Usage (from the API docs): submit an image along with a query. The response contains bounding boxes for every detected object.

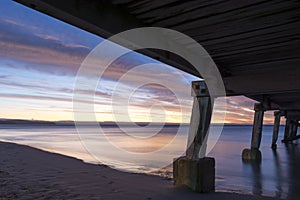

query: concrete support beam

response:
[282,117,300,142]
[186,81,213,160]
[271,111,281,149]
[282,118,292,143]
[282,110,300,142]
[283,135,300,142]
[291,121,298,137]
[242,103,265,161]
[251,103,265,150]
[174,81,215,192]
[284,118,291,140]
[173,157,215,193]
[224,72,300,97]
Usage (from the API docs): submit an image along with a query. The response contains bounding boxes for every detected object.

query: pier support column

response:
[271,111,281,149]
[174,81,215,193]
[291,121,298,138]
[282,118,300,142]
[282,118,291,143]
[242,103,265,161]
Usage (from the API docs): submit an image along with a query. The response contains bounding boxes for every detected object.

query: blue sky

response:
[0,0,277,124]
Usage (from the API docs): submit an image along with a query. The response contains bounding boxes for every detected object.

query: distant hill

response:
[0,118,55,125]
[0,119,186,126]
[1,119,272,126]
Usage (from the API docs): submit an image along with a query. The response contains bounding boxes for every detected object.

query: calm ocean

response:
[0,124,299,199]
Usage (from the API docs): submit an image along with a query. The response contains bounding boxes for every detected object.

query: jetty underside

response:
[14,0,300,192]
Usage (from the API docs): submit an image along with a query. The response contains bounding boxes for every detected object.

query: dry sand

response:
[0,141,279,200]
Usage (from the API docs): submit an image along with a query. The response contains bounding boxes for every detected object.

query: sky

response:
[0,0,279,124]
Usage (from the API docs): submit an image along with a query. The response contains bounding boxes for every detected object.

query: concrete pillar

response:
[186,81,213,160]
[283,118,291,142]
[291,120,298,138]
[271,111,281,149]
[174,81,215,192]
[282,119,300,142]
[173,157,215,192]
[242,103,265,161]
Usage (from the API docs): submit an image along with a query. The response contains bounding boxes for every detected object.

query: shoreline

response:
[0,138,174,179]
[0,141,278,199]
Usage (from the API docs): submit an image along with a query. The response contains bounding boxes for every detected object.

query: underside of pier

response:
[14,0,300,192]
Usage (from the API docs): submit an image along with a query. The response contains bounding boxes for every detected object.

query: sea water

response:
[0,124,299,199]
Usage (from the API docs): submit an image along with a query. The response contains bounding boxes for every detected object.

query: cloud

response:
[0,7,274,123]
[226,96,256,108]
[0,79,65,92]
[0,93,72,103]
[0,19,92,75]
[0,75,9,79]
[0,17,174,81]
[0,92,112,107]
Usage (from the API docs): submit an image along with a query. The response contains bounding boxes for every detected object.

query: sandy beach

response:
[0,141,280,200]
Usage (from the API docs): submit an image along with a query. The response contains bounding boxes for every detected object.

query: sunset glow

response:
[0,0,278,124]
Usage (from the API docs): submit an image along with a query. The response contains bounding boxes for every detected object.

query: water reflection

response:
[1,124,300,198]
[272,149,283,198]
[242,159,262,196]
[240,142,300,199]
[284,143,300,200]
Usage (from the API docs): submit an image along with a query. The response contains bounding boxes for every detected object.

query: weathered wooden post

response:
[271,111,281,149]
[242,103,265,160]
[173,81,215,192]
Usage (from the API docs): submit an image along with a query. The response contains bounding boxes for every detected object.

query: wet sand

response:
[0,141,279,200]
